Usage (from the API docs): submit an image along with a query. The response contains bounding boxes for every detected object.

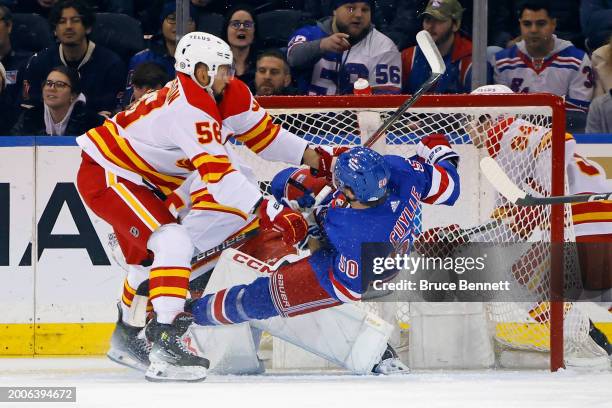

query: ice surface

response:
[0,357,611,408]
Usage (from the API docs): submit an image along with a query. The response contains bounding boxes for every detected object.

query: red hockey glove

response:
[258,199,308,246]
[416,134,459,167]
[311,146,350,182]
[413,224,466,259]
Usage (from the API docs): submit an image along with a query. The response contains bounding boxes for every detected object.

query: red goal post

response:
[256,93,569,371]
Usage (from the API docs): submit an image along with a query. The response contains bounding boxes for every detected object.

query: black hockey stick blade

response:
[480,157,612,206]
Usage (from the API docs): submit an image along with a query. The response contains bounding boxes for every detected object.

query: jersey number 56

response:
[196,121,222,144]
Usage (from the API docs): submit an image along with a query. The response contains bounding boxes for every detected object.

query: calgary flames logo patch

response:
[176,158,195,171]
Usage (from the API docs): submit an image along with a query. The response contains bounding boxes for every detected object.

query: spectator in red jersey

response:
[402,0,484,94]
[11,65,104,136]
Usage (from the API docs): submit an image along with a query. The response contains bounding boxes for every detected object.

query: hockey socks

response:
[192,277,279,326]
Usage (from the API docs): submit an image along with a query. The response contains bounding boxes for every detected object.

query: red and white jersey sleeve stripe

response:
[220,79,308,166]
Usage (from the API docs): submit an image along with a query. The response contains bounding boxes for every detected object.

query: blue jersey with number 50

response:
[288,24,401,95]
[308,155,460,302]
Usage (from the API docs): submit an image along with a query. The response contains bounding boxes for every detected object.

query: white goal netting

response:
[236,94,602,369]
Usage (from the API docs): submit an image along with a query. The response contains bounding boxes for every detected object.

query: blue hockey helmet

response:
[333,147,390,202]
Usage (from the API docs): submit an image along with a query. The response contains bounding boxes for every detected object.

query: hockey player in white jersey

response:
[450,84,612,360]
[76,32,343,381]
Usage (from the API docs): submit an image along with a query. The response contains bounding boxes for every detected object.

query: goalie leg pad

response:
[256,304,393,374]
[194,249,393,374]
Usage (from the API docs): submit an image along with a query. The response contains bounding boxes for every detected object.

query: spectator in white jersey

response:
[287,0,401,95]
[489,0,593,132]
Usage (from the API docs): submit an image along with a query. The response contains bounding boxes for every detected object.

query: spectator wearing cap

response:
[254,49,297,96]
[222,4,258,87]
[287,0,400,95]
[402,0,480,94]
[0,5,32,134]
[122,2,195,109]
[11,65,104,136]
[22,0,126,116]
[490,0,593,132]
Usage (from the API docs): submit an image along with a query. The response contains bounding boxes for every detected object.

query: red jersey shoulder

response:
[218,78,254,119]
[177,72,221,123]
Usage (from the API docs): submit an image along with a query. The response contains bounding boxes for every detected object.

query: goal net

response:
[235,94,602,371]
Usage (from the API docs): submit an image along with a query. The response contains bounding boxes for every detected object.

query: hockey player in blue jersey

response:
[191,136,459,331]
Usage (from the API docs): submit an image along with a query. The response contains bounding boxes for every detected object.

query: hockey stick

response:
[190,227,260,265]
[190,185,333,265]
[364,30,446,148]
[480,156,612,206]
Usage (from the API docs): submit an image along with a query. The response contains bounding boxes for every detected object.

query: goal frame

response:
[257,93,568,371]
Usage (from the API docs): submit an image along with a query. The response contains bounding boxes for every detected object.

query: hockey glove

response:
[416,134,459,168]
[258,199,308,246]
[310,146,350,182]
[413,224,466,259]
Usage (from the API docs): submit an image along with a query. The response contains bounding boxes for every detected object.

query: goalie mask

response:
[175,32,235,94]
[333,147,390,203]
[465,84,514,148]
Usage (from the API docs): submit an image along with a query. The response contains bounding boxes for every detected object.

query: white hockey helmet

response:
[174,32,234,93]
[470,84,513,94]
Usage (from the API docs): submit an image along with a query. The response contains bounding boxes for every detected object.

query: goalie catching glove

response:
[416,134,459,167]
[257,198,308,246]
[413,224,467,259]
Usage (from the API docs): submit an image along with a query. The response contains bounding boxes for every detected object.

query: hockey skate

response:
[372,344,409,375]
[145,312,209,382]
[106,303,151,372]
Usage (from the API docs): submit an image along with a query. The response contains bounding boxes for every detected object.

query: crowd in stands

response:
[0,0,611,136]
